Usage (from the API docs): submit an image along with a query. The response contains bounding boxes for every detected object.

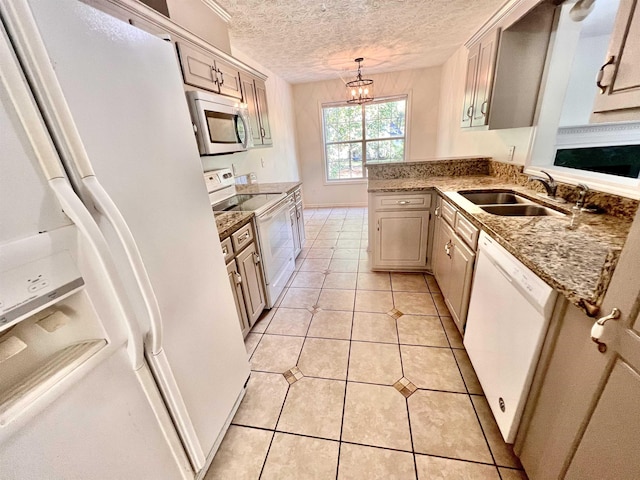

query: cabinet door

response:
[240,75,263,145]
[214,57,243,100]
[255,79,273,145]
[431,216,451,297]
[471,29,499,127]
[290,205,301,257]
[373,210,430,269]
[236,243,267,326]
[448,234,476,334]
[296,201,306,249]
[461,42,480,128]
[592,0,640,116]
[176,42,220,93]
[227,260,249,335]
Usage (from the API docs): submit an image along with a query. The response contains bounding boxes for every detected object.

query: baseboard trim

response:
[304,202,368,209]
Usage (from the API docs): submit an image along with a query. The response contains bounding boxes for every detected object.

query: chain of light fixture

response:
[346,57,374,104]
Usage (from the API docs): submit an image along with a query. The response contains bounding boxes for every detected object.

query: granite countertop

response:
[236,181,302,195]
[214,211,254,240]
[368,176,633,316]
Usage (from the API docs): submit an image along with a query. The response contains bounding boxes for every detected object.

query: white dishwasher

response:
[464,231,557,443]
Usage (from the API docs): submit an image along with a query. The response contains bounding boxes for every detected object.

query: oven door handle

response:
[258,200,289,223]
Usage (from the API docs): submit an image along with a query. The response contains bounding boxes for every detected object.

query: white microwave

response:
[187,90,251,155]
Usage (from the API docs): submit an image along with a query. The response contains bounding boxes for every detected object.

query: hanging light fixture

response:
[346,58,374,104]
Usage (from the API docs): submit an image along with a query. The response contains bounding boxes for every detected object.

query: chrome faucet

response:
[575,183,590,208]
[529,170,558,199]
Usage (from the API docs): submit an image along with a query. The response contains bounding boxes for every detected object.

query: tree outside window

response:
[322,96,407,181]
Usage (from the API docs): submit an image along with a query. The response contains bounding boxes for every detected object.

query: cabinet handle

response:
[222,246,228,256]
[217,68,225,87]
[445,240,453,258]
[253,252,261,264]
[239,231,250,243]
[234,272,242,285]
[377,220,380,232]
[434,206,441,217]
[397,200,410,205]
[211,65,219,86]
[260,127,266,138]
[590,307,620,353]
[466,106,473,119]
[480,100,488,116]
[596,56,615,94]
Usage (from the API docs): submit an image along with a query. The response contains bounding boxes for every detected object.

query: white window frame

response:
[525,1,640,199]
[321,95,409,184]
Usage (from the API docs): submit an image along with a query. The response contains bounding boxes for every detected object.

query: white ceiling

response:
[214,0,507,84]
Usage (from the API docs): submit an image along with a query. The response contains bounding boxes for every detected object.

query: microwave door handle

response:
[238,112,251,149]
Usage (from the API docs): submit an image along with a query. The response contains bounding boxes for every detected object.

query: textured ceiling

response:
[214,0,507,84]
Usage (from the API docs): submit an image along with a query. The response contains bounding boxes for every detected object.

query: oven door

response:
[255,200,295,308]
[192,98,249,155]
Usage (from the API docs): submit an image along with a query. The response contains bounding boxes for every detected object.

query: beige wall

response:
[201,48,301,183]
[436,45,534,165]
[293,67,442,207]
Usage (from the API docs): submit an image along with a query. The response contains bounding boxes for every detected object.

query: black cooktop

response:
[211,193,284,212]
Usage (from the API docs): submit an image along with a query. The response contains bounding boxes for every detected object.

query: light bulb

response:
[359,88,363,94]
[351,89,356,96]
[364,88,369,95]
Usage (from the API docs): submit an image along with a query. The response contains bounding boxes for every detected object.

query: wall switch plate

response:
[508,145,516,162]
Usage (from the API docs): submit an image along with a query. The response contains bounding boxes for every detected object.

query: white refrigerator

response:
[0,0,250,478]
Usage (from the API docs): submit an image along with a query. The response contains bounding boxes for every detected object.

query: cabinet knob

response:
[234,272,242,285]
[253,252,261,264]
[590,307,620,353]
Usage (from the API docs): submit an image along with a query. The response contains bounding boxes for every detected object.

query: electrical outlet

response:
[261,158,265,168]
[508,145,516,162]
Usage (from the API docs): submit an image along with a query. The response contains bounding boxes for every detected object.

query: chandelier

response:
[346,58,374,104]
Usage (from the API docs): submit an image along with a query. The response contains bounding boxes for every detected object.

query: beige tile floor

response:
[205,207,529,480]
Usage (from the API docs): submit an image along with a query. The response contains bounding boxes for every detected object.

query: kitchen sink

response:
[459,191,530,205]
[480,204,566,217]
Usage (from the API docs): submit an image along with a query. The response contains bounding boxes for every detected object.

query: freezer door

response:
[0,349,190,480]
[5,0,250,468]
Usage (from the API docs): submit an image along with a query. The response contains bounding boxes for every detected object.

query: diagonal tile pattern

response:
[208,207,528,479]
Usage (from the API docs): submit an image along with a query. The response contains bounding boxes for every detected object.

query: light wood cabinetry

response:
[223,220,266,337]
[369,192,433,271]
[432,196,477,333]
[241,73,273,146]
[176,42,242,99]
[591,0,640,121]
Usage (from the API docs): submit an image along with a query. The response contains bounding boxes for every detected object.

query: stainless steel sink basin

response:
[480,205,566,217]
[459,191,530,205]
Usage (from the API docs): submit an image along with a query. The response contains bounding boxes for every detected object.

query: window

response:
[322,96,407,181]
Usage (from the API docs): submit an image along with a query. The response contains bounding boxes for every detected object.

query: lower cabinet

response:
[222,221,267,337]
[432,196,478,334]
[226,260,249,334]
[289,187,305,258]
[369,192,433,271]
[236,242,266,325]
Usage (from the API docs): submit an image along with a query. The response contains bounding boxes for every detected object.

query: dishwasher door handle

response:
[488,257,513,284]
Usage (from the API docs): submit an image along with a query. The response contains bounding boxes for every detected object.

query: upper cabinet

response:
[176,42,242,99]
[241,73,273,147]
[461,29,499,128]
[591,0,640,121]
[461,0,557,130]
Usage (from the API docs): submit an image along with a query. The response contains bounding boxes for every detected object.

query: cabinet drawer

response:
[440,200,457,226]
[373,193,432,210]
[454,214,479,250]
[220,236,233,263]
[232,223,254,252]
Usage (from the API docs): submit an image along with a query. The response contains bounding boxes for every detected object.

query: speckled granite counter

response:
[236,181,302,195]
[368,172,635,316]
[215,211,254,240]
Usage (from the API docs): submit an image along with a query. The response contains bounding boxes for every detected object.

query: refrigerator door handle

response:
[83,176,164,355]
[0,32,144,370]
[48,179,145,370]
